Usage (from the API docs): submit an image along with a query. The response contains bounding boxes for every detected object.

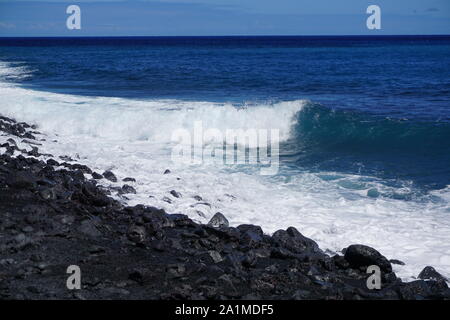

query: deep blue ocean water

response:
[1,36,450,194]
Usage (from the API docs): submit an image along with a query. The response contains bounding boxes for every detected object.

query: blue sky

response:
[0,0,449,36]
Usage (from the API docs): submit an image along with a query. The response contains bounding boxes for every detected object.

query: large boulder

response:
[344,244,392,273]
[418,266,448,282]
[272,227,320,254]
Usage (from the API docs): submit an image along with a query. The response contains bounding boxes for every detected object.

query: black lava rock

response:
[207,212,229,228]
[103,170,117,182]
[120,184,137,195]
[92,172,103,179]
[390,259,406,266]
[272,227,320,254]
[344,244,392,273]
[170,190,182,198]
[418,266,448,282]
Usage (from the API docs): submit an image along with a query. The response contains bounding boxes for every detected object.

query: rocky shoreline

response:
[0,114,449,300]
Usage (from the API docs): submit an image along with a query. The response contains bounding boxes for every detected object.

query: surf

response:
[1,61,450,282]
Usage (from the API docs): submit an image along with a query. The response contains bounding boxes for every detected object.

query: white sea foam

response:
[1,61,449,282]
[0,84,300,143]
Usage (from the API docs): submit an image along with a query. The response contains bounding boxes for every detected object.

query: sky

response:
[0,0,449,36]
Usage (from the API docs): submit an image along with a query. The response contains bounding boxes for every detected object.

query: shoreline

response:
[0,114,449,300]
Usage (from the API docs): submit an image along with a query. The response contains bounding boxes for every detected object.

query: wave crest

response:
[0,85,304,143]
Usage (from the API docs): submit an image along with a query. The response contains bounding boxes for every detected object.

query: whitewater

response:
[1,62,449,282]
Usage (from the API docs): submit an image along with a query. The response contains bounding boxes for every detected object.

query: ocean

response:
[0,36,449,280]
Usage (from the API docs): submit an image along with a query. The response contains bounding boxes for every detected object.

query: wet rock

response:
[162,197,172,204]
[344,244,392,273]
[418,266,448,282]
[207,212,229,228]
[170,190,182,198]
[46,159,59,167]
[390,259,406,266]
[120,184,137,195]
[71,164,92,174]
[92,172,103,179]
[58,155,72,162]
[272,227,320,254]
[5,146,14,156]
[28,146,40,157]
[76,183,112,207]
[102,170,117,182]
[6,138,17,146]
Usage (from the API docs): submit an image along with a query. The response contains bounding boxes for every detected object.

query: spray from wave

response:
[0,84,304,144]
